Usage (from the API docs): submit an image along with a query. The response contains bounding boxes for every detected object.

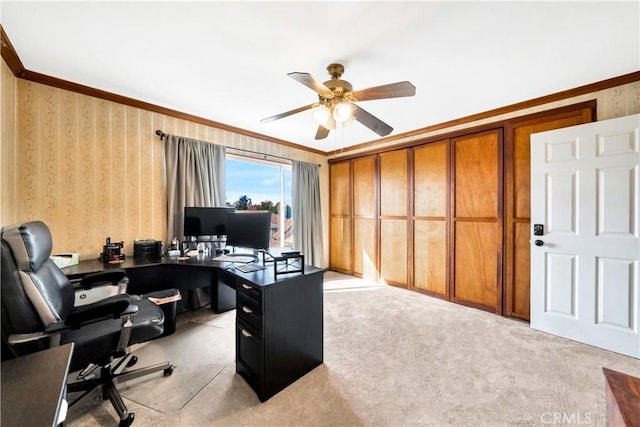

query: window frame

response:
[225,153,292,249]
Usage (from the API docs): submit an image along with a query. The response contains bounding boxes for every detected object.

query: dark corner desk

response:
[63,254,324,402]
[1,343,74,426]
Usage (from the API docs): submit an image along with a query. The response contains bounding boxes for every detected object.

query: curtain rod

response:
[155,129,320,167]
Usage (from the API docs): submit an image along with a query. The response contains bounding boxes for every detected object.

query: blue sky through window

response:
[225,158,291,207]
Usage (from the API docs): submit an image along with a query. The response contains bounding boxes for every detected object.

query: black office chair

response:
[1,221,174,426]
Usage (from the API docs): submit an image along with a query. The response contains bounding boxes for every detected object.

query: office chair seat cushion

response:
[61,296,165,371]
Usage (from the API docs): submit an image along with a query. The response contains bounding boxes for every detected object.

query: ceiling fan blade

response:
[352,104,393,137]
[351,81,416,102]
[288,72,332,95]
[315,126,330,140]
[260,103,315,124]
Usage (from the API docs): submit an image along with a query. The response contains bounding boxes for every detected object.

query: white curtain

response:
[292,160,323,267]
[164,135,226,244]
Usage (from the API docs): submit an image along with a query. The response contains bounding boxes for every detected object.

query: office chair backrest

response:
[1,239,48,358]
[0,221,75,357]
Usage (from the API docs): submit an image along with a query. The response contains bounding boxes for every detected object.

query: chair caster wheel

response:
[119,412,135,426]
[163,366,174,377]
[126,356,138,368]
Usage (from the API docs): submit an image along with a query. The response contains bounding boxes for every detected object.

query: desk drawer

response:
[237,281,261,304]
[237,291,261,314]
[237,293,261,331]
[236,321,262,380]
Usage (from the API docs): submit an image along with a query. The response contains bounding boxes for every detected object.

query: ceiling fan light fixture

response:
[262,63,415,140]
[333,101,354,123]
[312,104,331,128]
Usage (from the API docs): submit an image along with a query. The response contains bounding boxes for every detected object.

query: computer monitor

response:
[183,207,235,237]
[225,211,272,251]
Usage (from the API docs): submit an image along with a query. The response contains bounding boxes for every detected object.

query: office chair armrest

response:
[9,298,138,343]
[65,294,136,328]
[79,268,128,289]
[10,320,79,342]
[7,331,52,345]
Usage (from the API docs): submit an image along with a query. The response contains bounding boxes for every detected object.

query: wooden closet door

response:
[379,149,408,286]
[451,130,503,312]
[413,141,448,296]
[329,161,352,273]
[504,102,595,320]
[352,156,377,280]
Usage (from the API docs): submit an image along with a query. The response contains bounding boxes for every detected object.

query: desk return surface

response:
[63,256,324,401]
[1,343,74,426]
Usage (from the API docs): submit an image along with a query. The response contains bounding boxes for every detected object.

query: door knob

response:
[534,240,544,246]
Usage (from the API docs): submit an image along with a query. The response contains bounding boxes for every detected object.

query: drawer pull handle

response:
[242,306,253,314]
[241,284,252,290]
[241,329,252,338]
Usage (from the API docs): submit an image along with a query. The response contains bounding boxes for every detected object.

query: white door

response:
[530,114,640,358]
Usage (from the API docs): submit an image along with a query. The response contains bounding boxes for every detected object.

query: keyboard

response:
[212,255,256,263]
[235,264,266,273]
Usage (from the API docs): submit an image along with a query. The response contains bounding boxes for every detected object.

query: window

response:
[225,155,292,248]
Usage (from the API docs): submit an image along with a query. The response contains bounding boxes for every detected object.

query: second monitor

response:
[226,211,272,251]
[184,206,235,238]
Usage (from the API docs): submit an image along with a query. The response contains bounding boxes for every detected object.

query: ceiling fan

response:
[261,63,416,140]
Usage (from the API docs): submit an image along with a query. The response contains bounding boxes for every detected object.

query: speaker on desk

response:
[153,240,163,258]
[134,239,163,261]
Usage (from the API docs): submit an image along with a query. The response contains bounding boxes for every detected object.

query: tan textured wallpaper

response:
[1,60,17,229]
[8,82,171,258]
[1,65,328,261]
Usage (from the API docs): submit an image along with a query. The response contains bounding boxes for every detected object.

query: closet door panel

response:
[351,156,377,279]
[330,216,351,272]
[413,141,448,295]
[512,221,531,316]
[453,221,499,307]
[380,150,408,217]
[414,220,447,295]
[380,219,407,285]
[454,133,498,218]
[414,142,447,217]
[353,217,376,279]
[330,162,350,216]
[379,149,409,286]
[513,128,532,219]
[353,156,376,217]
[330,161,352,272]
[451,130,502,312]
[508,134,532,316]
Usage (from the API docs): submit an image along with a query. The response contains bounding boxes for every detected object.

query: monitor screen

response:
[225,211,272,250]
[183,207,235,237]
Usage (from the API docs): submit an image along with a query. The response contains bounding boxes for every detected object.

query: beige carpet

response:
[67,271,639,426]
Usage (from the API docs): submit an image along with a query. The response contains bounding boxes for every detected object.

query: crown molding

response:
[329,70,640,157]
[0,25,326,156]
[1,25,26,77]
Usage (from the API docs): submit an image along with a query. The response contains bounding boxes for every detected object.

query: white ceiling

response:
[1,1,638,153]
